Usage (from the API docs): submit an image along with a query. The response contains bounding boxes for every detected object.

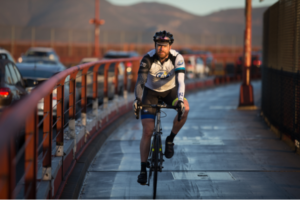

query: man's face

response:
[155,42,171,59]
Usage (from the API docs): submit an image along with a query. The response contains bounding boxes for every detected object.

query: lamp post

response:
[89,0,105,57]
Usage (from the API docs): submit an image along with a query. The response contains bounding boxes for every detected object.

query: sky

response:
[107,0,278,16]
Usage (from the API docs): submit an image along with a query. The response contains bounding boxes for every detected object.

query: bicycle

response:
[136,97,182,199]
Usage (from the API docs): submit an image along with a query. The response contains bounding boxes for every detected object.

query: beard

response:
[157,50,168,59]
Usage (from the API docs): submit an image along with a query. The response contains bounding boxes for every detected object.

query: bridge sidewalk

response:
[76,81,300,199]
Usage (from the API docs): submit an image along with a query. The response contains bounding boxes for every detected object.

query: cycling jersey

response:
[134,49,186,102]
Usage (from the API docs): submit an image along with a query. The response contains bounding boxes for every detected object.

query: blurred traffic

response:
[0,45,263,117]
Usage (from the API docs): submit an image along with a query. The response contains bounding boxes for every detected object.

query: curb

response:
[59,111,132,199]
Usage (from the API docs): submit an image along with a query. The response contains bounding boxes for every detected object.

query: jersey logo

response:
[156,71,171,79]
[177,60,184,66]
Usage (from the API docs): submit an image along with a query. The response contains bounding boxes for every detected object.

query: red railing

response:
[0,57,141,199]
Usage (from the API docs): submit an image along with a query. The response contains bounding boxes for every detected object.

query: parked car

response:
[0,48,16,63]
[18,47,60,64]
[16,58,80,119]
[0,54,27,114]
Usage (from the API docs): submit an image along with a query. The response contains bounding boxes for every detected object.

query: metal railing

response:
[0,57,141,199]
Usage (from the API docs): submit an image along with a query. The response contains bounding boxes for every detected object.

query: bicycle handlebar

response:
[135,103,182,122]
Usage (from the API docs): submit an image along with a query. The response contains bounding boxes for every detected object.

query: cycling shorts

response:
[141,86,187,120]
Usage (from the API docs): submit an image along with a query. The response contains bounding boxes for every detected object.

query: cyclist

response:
[133,30,190,185]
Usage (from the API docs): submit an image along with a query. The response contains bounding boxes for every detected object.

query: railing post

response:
[81,68,88,142]
[9,138,16,199]
[130,60,140,93]
[69,72,77,140]
[0,144,11,199]
[25,108,38,199]
[43,93,53,182]
[114,62,120,101]
[103,63,110,109]
[92,64,101,117]
[56,82,64,157]
[69,73,77,157]
[124,62,129,100]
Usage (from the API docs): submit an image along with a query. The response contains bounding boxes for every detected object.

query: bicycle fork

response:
[146,134,164,186]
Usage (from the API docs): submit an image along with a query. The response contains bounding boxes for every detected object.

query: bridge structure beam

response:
[239,0,255,107]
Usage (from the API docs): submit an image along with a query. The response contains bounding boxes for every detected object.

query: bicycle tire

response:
[153,135,159,199]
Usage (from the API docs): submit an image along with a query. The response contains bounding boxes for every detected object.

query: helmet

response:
[153,30,174,45]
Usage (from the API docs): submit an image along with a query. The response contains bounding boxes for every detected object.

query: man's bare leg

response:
[140,118,155,162]
[164,99,190,159]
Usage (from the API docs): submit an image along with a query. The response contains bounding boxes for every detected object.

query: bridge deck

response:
[78,81,300,199]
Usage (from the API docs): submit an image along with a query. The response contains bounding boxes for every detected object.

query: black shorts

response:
[141,86,187,119]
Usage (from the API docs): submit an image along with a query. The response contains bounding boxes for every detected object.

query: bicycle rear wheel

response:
[153,136,159,199]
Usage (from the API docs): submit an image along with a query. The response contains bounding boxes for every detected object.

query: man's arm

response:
[174,54,185,101]
[134,56,151,101]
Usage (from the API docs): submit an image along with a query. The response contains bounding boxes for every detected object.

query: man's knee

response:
[142,119,155,137]
[183,100,190,117]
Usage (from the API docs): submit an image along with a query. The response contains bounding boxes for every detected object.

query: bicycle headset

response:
[153,30,174,45]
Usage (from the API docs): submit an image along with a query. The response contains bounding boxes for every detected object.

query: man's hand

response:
[176,100,185,118]
[133,99,140,117]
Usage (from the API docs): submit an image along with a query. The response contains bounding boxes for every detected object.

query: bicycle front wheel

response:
[153,136,159,199]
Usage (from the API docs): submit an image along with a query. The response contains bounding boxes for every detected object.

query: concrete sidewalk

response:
[78,81,300,199]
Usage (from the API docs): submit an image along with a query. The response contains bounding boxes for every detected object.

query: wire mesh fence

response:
[0,25,263,47]
[262,0,300,143]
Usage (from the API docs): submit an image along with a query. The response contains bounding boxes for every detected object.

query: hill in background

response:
[0,0,267,36]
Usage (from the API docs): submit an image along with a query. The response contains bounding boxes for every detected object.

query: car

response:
[0,48,16,63]
[16,58,80,119]
[103,51,139,59]
[18,47,60,63]
[79,57,99,64]
[0,53,27,113]
[103,50,138,90]
[178,48,194,55]
[195,51,214,65]
[76,64,116,104]
[195,57,209,77]
[184,56,209,79]
[77,51,138,105]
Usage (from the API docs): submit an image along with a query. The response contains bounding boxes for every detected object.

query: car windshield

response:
[18,69,56,79]
[26,51,51,57]
[104,54,130,59]
[22,59,57,65]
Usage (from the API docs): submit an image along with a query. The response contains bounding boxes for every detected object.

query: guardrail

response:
[0,57,140,199]
[0,53,261,199]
